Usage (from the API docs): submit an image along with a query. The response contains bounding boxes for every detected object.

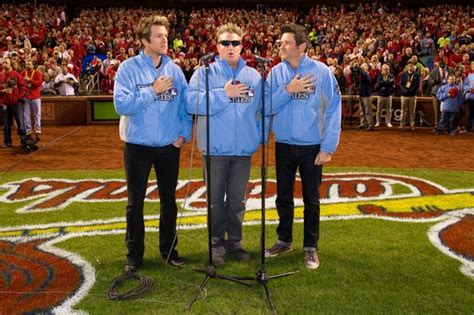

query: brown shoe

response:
[212,253,225,267]
[304,250,320,270]
[265,242,293,258]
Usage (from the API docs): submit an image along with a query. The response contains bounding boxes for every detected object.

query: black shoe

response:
[366,126,374,131]
[124,264,138,273]
[2,143,12,148]
[167,256,186,267]
[229,248,251,261]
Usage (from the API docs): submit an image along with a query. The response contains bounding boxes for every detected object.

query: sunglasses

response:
[219,40,241,47]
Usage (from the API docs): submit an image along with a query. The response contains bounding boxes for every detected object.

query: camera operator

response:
[375,64,395,128]
[354,63,374,131]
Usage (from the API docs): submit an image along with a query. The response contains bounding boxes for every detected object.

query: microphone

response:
[200,52,215,61]
[254,55,272,63]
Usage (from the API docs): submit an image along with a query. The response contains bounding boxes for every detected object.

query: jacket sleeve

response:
[436,85,448,101]
[463,77,474,100]
[399,73,407,95]
[185,66,233,116]
[16,72,27,99]
[320,69,342,154]
[176,68,193,142]
[265,69,292,116]
[114,62,156,116]
[30,71,43,88]
[375,74,382,91]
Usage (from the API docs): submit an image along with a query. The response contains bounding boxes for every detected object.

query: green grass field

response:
[0,167,473,314]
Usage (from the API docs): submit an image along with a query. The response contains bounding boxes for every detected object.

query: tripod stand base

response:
[255,268,299,314]
[185,264,255,310]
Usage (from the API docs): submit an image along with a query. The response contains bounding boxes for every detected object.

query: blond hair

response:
[215,23,244,41]
[135,15,169,43]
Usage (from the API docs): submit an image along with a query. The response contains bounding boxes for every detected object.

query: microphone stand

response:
[186,56,254,310]
[252,57,299,314]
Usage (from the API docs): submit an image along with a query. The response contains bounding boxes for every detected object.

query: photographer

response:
[0,57,27,148]
[355,63,374,131]
[374,64,395,128]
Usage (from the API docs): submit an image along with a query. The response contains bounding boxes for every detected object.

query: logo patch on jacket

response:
[230,81,254,103]
[291,84,315,100]
[155,87,178,102]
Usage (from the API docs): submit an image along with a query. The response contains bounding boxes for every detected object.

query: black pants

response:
[437,111,457,134]
[124,142,180,267]
[275,142,322,249]
[466,99,474,132]
[3,103,26,145]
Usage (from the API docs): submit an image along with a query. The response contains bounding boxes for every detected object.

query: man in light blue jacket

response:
[462,61,474,134]
[264,23,341,270]
[114,15,192,273]
[186,23,265,267]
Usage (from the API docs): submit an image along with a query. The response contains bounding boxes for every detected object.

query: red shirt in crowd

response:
[0,70,26,105]
[21,69,43,100]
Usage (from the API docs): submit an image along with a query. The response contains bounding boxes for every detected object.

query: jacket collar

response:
[139,49,170,70]
[215,56,246,77]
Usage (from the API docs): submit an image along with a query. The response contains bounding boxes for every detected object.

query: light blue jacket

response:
[114,50,192,147]
[186,57,266,156]
[463,73,474,101]
[266,55,341,154]
[437,83,463,112]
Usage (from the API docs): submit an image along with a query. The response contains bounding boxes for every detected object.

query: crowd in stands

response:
[1,2,473,135]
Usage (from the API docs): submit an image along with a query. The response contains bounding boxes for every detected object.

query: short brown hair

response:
[135,15,169,43]
[215,23,244,42]
[281,23,310,51]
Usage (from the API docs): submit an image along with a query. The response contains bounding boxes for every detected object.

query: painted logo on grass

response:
[0,173,472,314]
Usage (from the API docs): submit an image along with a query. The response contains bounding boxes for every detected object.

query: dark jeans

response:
[3,103,26,145]
[437,111,457,134]
[466,99,474,132]
[275,142,322,249]
[124,142,180,267]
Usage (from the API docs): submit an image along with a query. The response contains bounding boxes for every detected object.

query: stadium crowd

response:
[0,2,473,142]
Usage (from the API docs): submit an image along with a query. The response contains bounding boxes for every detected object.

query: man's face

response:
[279,32,304,63]
[447,76,455,84]
[2,59,12,72]
[26,61,34,71]
[407,64,414,73]
[382,65,389,74]
[217,32,242,67]
[142,25,168,56]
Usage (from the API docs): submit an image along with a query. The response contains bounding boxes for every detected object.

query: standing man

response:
[22,60,43,139]
[186,23,264,267]
[462,61,474,134]
[399,61,420,130]
[358,63,374,131]
[375,64,395,128]
[114,15,192,273]
[265,23,341,270]
[54,64,78,96]
[0,57,27,148]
